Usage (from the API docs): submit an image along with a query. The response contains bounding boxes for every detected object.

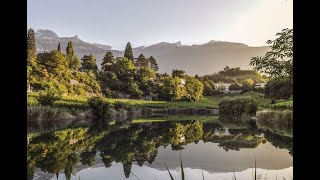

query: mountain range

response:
[35,29,269,75]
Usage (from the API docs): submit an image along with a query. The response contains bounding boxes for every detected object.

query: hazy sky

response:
[27,0,292,50]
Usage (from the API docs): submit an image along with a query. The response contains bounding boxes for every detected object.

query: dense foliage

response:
[219,96,258,121]
[27,29,101,96]
[88,96,112,129]
[264,77,293,100]
[199,77,216,96]
[81,54,98,72]
[184,76,204,101]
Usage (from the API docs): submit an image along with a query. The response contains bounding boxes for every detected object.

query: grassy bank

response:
[27,91,292,110]
[270,100,293,110]
[132,115,220,124]
[28,92,221,109]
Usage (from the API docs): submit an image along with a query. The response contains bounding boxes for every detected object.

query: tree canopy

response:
[250,28,293,80]
[149,56,159,72]
[81,54,98,72]
[172,69,186,78]
[101,52,115,72]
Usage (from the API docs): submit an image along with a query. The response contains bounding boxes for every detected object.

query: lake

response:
[28,119,293,180]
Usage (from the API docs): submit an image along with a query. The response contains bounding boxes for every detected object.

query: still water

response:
[28,120,292,180]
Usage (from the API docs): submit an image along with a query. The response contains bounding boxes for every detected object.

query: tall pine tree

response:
[149,56,159,71]
[66,41,74,59]
[57,42,61,52]
[124,42,134,61]
[101,52,114,72]
[66,41,80,70]
[27,28,37,61]
[27,28,39,85]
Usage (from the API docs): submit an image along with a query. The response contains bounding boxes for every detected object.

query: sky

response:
[27,0,292,50]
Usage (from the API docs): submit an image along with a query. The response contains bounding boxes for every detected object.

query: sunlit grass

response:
[270,100,293,110]
[28,91,279,110]
[28,92,222,109]
[132,115,219,124]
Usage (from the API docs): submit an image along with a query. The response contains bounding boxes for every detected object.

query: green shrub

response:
[219,96,257,121]
[87,96,112,128]
[88,96,111,118]
[36,89,62,106]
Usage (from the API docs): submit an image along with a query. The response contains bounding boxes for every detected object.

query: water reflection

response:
[28,121,292,180]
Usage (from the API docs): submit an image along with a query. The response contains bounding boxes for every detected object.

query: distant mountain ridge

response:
[34,29,269,75]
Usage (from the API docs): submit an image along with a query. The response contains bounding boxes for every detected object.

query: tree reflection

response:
[27,120,292,179]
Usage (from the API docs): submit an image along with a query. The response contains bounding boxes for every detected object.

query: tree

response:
[80,151,96,167]
[184,76,204,101]
[264,77,292,100]
[27,28,39,84]
[101,52,114,72]
[137,67,156,95]
[202,78,215,96]
[112,57,144,97]
[57,42,61,52]
[113,57,136,82]
[27,28,37,61]
[123,162,132,178]
[64,153,79,180]
[250,28,293,79]
[136,54,149,68]
[81,54,98,72]
[172,69,186,78]
[159,77,186,101]
[70,56,81,71]
[66,41,74,64]
[66,41,80,70]
[38,50,69,75]
[149,56,159,72]
[124,42,134,61]
[241,78,255,88]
